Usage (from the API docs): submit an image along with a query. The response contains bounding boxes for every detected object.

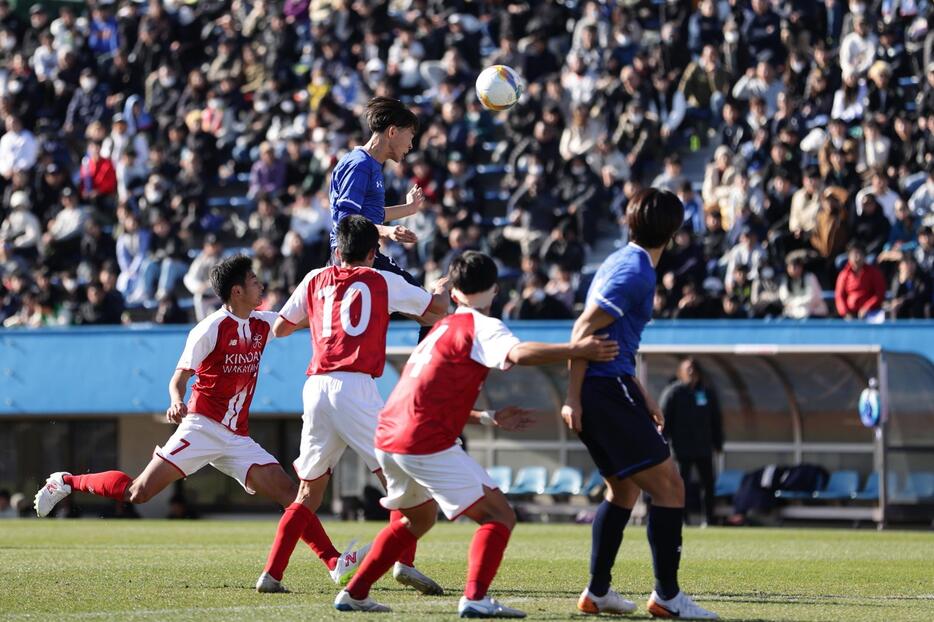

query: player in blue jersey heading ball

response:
[329,98,431,311]
[563,188,719,620]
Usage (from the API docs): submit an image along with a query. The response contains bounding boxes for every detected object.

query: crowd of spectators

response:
[1,0,934,329]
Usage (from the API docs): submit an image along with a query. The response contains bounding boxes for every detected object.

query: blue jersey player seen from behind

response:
[563,189,719,620]
[329,98,430,305]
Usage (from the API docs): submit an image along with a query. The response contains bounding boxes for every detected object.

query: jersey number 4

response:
[317,283,372,337]
[408,325,449,378]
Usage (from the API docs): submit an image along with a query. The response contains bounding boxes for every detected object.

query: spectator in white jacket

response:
[780,252,828,318]
[0,116,37,180]
[183,234,223,320]
[839,15,876,78]
[731,61,782,115]
[0,191,41,260]
[724,226,767,290]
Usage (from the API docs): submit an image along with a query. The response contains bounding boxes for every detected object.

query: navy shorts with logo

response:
[578,374,671,479]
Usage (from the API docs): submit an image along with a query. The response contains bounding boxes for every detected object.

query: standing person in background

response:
[659,358,724,527]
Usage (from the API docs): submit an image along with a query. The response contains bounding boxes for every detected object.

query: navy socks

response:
[587,500,632,597]
[647,505,683,600]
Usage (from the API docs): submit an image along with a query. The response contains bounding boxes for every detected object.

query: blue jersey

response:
[329,147,386,247]
[585,243,655,378]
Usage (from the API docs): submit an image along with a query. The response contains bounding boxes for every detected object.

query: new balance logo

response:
[345,553,357,564]
[229,339,238,346]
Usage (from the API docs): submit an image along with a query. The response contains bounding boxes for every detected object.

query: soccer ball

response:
[475,65,523,111]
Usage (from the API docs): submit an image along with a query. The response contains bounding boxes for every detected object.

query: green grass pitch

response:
[1,520,932,621]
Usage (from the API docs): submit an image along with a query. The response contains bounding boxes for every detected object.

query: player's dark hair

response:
[210,255,252,303]
[336,215,379,264]
[626,188,685,249]
[366,97,419,134]
[450,251,498,294]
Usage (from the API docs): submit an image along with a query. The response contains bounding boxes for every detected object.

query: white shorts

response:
[377,444,498,520]
[293,372,383,481]
[154,414,279,494]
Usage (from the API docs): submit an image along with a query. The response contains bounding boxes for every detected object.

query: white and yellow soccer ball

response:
[475,65,523,112]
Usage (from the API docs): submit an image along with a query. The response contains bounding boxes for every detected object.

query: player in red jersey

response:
[33,258,340,578]
[333,251,619,617]
[255,215,450,594]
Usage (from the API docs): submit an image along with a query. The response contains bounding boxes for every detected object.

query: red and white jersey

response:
[376,307,521,455]
[176,308,278,436]
[279,266,431,377]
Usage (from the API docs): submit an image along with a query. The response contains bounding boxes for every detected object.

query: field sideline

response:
[1,520,932,621]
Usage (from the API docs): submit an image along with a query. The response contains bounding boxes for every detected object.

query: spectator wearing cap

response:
[779,251,828,318]
[0,115,37,180]
[65,69,110,138]
[183,234,224,321]
[248,142,286,200]
[0,191,40,260]
[41,187,86,272]
[835,242,886,319]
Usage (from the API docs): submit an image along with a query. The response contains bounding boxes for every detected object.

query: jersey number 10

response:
[317,283,372,337]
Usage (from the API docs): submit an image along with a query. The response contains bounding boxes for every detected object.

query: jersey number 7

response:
[318,283,372,337]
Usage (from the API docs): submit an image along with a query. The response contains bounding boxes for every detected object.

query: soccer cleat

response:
[330,540,370,585]
[577,587,638,614]
[458,595,526,618]
[255,571,289,593]
[34,472,72,518]
[393,562,444,595]
[334,589,391,612]
[647,591,718,619]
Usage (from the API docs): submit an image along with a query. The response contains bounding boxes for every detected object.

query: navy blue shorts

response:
[578,375,671,479]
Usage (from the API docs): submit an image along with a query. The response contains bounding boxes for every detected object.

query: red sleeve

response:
[834,267,848,317]
[96,159,117,195]
[861,266,887,312]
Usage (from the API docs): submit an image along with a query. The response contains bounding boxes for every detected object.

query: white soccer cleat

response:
[330,540,370,585]
[255,571,289,593]
[34,472,72,518]
[577,587,638,614]
[393,561,444,595]
[334,589,391,612]
[458,595,526,618]
[647,591,718,619]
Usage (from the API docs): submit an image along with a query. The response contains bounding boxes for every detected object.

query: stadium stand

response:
[2,0,934,328]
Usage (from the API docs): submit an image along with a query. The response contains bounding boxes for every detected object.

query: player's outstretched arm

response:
[167,369,195,424]
[505,333,618,367]
[467,407,536,432]
[272,315,308,338]
[562,304,617,432]
[383,185,426,222]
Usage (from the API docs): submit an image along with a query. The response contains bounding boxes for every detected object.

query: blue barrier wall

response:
[2,320,934,415]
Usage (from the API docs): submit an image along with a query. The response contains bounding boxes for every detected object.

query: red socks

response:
[265,503,313,581]
[390,510,417,566]
[346,520,418,600]
[63,472,132,501]
[300,512,341,571]
[465,521,512,600]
